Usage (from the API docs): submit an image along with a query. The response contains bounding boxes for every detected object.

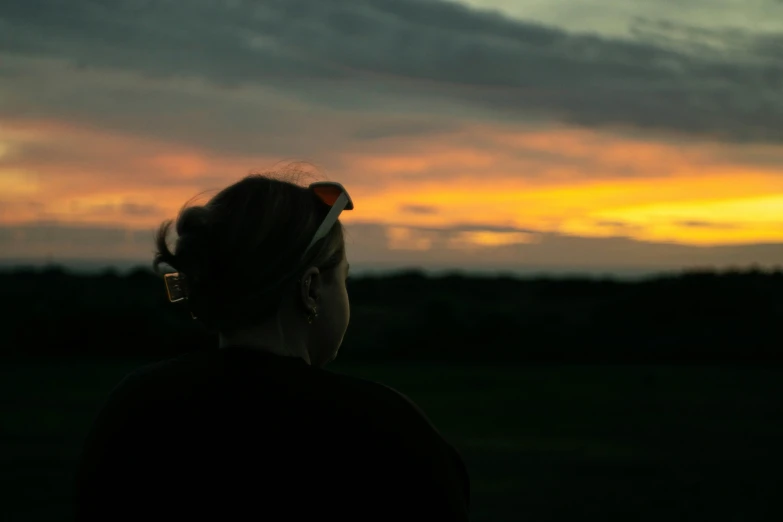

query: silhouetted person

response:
[74,168,470,521]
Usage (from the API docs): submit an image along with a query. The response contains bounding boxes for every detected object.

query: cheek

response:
[343,286,351,324]
[324,285,349,335]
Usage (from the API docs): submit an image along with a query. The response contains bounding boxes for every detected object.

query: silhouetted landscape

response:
[3,265,783,363]
[2,267,782,521]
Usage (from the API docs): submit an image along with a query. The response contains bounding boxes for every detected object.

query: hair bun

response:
[174,206,213,281]
[176,206,212,237]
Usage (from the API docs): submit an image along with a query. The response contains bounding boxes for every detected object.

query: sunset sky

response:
[2,0,783,276]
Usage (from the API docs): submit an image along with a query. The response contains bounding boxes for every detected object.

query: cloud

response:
[595,221,622,227]
[675,220,739,229]
[1,0,782,143]
[0,221,154,260]
[87,202,162,217]
[352,119,463,141]
[413,223,540,235]
[398,204,439,215]
[120,202,160,216]
[629,17,783,64]
[596,220,634,228]
[5,221,783,275]
[5,109,783,247]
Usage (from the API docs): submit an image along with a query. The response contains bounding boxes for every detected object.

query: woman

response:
[74,168,471,521]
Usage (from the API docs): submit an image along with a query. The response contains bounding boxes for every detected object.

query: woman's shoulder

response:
[319,369,471,508]
[317,369,443,437]
[317,368,410,406]
[102,350,215,407]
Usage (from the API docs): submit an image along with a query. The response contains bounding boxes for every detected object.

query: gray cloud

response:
[0,200,43,211]
[488,232,783,268]
[88,202,162,217]
[352,119,463,141]
[629,17,783,64]
[595,220,644,230]
[674,220,739,229]
[398,204,439,215]
[120,202,160,216]
[5,221,781,275]
[0,221,149,249]
[1,0,781,143]
[411,223,540,235]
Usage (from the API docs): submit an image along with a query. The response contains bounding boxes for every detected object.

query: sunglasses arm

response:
[303,191,349,254]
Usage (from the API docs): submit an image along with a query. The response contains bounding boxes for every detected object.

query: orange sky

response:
[3,116,783,255]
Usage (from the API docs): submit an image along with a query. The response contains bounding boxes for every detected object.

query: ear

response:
[298,266,322,312]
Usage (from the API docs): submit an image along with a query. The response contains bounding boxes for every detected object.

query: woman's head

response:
[153,166,351,366]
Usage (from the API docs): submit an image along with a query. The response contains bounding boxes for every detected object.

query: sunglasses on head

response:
[302,181,354,260]
[164,181,353,307]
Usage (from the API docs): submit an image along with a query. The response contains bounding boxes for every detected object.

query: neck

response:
[218,320,311,365]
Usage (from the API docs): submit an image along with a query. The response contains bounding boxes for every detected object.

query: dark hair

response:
[153,165,345,333]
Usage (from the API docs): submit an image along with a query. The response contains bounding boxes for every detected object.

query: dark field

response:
[2,360,782,521]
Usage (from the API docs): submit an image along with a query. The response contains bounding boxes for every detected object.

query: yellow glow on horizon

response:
[0,169,40,195]
[346,171,783,245]
[3,116,783,251]
[582,194,783,245]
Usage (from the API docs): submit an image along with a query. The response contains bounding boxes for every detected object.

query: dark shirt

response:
[74,347,470,521]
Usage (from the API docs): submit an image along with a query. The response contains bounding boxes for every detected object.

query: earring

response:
[307,306,319,324]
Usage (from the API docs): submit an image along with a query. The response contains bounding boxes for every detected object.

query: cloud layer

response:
[2,0,782,143]
[5,221,782,278]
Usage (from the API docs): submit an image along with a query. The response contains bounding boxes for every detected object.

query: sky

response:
[2,0,783,277]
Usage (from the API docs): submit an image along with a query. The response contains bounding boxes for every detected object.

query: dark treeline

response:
[2,266,782,363]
